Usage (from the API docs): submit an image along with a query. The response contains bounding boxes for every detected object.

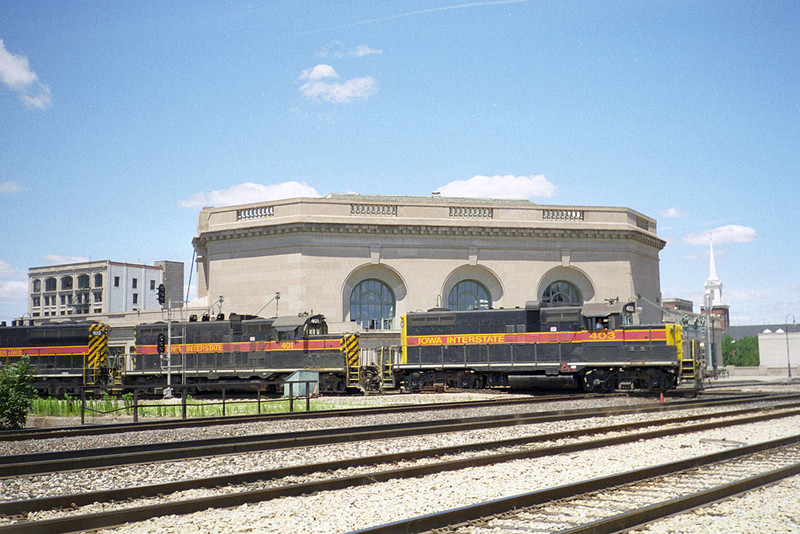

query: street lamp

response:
[787,314,796,383]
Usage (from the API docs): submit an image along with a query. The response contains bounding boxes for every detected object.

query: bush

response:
[0,356,38,429]
[722,335,760,367]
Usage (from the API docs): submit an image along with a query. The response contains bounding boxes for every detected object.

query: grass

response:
[29,390,493,420]
[30,393,327,418]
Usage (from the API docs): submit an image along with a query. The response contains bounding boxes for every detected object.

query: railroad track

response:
[3,402,800,533]
[1,394,795,478]
[0,388,759,443]
[355,436,800,534]
[0,393,567,442]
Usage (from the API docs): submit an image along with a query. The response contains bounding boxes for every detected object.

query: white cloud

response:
[0,280,27,303]
[0,39,51,109]
[0,260,27,312]
[436,174,558,200]
[351,45,382,57]
[19,83,51,109]
[319,42,383,58]
[43,255,90,265]
[179,181,320,209]
[300,76,376,104]
[299,64,338,81]
[682,225,757,246]
[660,207,687,218]
[0,181,23,194]
[0,260,22,279]
[0,39,36,90]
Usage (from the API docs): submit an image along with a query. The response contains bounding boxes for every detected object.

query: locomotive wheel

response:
[469,373,485,389]
[582,369,615,393]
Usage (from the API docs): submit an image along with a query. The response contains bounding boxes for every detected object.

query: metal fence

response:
[77,380,317,424]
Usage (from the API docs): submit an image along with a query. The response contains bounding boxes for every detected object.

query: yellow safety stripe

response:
[88,323,109,369]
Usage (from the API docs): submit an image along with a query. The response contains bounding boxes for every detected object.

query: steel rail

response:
[2,405,800,533]
[348,435,800,534]
[559,462,800,533]
[0,393,568,442]
[0,389,775,442]
[1,394,794,478]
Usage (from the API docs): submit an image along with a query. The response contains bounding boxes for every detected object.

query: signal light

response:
[157,283,166,305]
[157,333,166,354]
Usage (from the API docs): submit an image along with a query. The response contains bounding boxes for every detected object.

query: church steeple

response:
[705,237,723,307]
[703,235,730,329]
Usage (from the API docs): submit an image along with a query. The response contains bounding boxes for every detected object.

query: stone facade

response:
[192,194,666,331]
[27,260,183,321]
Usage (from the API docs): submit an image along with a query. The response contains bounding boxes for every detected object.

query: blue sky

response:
[1,1,798,326]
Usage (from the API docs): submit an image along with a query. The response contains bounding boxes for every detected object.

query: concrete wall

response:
[758,330,800,375]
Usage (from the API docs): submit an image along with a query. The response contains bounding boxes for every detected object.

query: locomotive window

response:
[541,308,581,324]
[278,330,296,341]
[541,281,582,307]
[307,324,327,336]
[408,315,456,327]
[448,280,491,310]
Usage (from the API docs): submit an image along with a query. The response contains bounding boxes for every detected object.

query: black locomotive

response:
[131,313,360,393]
[1,300,702,396]
[0,321,110,395]
[399,301,703,393]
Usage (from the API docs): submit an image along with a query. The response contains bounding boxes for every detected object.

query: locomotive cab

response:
[270,314,328,341]
[581,301,636,331]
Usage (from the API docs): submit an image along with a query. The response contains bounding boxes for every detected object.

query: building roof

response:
[324,193,537,206]
[724,324,795,340]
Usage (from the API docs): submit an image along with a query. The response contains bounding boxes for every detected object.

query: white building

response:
[27,260,183,320]
[758,326,799,377]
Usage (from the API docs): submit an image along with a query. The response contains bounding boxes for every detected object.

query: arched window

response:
[60,276,73,291]
[448,280,491,310]
[45,277,57,292]
[77,274,90,289]
[349,279,395,330]
[32,279,41,293]
[94,274,103,288]
[542,281,582,307]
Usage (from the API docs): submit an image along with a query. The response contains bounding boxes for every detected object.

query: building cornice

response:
[193,221,666,251]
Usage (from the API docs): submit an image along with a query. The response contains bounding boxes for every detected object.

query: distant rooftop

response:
[725,324,798,340]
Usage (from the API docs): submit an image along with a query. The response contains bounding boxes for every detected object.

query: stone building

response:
[191,194,666,332]
[27,260,183,320]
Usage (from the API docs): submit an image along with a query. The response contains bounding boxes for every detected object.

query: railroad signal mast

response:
[156,284,166,306]
[156,282,175,398]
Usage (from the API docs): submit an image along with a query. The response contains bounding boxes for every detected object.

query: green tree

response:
[722,335,760,367]
[0,356,38,430]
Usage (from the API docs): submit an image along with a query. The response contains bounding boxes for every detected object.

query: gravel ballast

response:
[3,385,800,533]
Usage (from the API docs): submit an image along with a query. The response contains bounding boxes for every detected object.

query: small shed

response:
[283,370,319,397]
